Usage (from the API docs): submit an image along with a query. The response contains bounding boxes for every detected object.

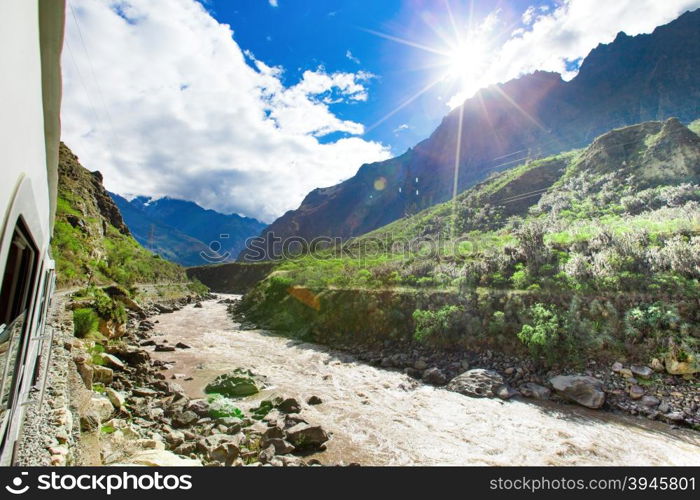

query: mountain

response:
[243,9,700,259]
[112,195,266,266]
[52,143,186,287]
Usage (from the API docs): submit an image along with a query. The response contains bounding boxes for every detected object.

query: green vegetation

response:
[207,394,245,419]
[413,305,463,343]
[73,308,99,338]
[237,119,700,368]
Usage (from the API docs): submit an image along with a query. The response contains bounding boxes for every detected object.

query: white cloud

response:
[393,124,410,134]
[447,0,700,108]
[346,50,360,64]
[268,0,278,7]
[61,0,391,222]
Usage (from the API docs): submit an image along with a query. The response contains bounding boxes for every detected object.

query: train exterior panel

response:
[0,0,65,465]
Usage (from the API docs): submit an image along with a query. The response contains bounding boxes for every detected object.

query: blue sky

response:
[61,0,700,222]
[211,0,555,155]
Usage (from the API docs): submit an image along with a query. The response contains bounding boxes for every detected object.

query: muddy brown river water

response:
[150,296,700,466]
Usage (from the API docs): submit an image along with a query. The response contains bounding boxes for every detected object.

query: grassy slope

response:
[240,119,700,366]
[52,144,188,289]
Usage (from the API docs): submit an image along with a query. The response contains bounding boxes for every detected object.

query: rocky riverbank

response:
[233,302,700,431]
[18,292,333,467]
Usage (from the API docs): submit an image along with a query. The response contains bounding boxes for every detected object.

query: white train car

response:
[0,0,65,465]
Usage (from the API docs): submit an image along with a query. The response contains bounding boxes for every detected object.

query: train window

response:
[0,223,37,438]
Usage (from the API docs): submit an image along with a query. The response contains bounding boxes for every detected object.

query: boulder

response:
[155,344,176,352]
[422,367,447,386]
[550,375,605,409]
[175,342,191,349]
[172,410,199,428]
[630,365,653,379]
[306,395,322,405]
[76,363,94,389]
[495,385,519,400]
[519,382,551,400]
[205,369,265,398]
[93,365,114,384]
[414,359,428,371]
[640,395,661,408]
[98,353,126,370]
[277,398,301,414]
[665,352,699,375]
[91,395,115,421]
[628,385,645,400]
[286,423,329,451]
[80,413,100,432]
[446,369,505,398]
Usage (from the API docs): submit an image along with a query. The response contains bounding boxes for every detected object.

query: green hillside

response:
[239,118,700,368]
[52,143,188,288]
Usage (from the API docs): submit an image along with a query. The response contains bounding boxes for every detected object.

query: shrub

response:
[623,302,680,343]
[73,308,99,338]
[413,305,462,342]
[517,303,565,365]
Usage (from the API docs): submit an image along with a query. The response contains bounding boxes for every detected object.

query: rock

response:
[630,365,653,379]
[650,358,665,373]
[76,363,94,389]
[504,367,515,376]
[120,449,202,466]
[640,395,661,408]
[105,388,125,409]
[658,401,670,413]
[277,398,301,414]
[98,353,126,370]
[665,352,699,375]
[665,411,685,423]
[187,399,211,417]
[175,342,191,349]
[618,368,633,378]
[264,438,295,455]
[258,444,276,464]
[92,365,114,384]
[286,423,329,451]
[422,367,447,386]
[628,385,645,400]
[306,395,322,405]
[155,344,176,352]
[91,396,114,421]
[495,384,519,400]
[172,410,199,428]
[80,413,100,432]
[446,369,505,398]
[132,387,158,397]
[611,361,624,373]
[549,375,605,409]
[140,339,156,347]
[205,369,265,398]
[414,359,428,371]
[519,382,551,400]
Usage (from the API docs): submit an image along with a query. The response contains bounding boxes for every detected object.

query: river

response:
[150,296,700,466]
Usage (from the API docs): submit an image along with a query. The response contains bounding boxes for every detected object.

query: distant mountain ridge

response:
[112,194,266,266]
[242,8,700,259]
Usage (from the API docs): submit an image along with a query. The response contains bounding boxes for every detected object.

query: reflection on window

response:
[0,311,26,425]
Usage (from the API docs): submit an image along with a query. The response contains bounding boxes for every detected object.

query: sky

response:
[61,0,700,223]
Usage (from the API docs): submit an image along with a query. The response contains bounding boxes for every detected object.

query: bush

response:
[73,308,99,337]
[623,302,680,343]
[517,303,565,365]
[413,305,462,342]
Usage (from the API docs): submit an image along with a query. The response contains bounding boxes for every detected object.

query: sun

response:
[444,37,487,83]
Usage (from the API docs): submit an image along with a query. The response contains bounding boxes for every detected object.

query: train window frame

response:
[0,220,39,446]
